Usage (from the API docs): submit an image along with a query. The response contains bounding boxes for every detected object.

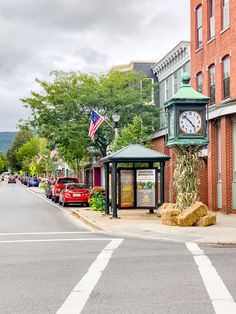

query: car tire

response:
[62,201,67,207]
[54,197,58,203]
[51,197,55,202]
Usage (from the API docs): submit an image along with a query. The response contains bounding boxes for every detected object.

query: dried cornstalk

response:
[172,146,203,212]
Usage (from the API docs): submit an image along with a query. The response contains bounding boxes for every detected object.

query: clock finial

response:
[181,72,191,86]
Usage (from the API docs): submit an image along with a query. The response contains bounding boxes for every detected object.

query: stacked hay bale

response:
[160,201,216,227]
[160,203,180,226]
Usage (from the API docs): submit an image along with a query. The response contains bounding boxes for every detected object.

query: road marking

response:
[0,231,93,236]
[186,242,236,314]
[0,238,120,243]
[57,238,123,314]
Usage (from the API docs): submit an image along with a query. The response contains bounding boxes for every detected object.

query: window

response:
[173,72,178,94]
[165,76,172,100]
[196,72,203,93]
[223,56,230,99]
[209,0,215,38]
[141,78,154,104]
[209,65,215,104]
[222,0,229,30]
[196,5,203,48]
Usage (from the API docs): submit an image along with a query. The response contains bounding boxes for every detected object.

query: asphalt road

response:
[0,181,236,314]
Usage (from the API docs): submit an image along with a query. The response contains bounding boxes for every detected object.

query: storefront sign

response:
[136,169,156,207]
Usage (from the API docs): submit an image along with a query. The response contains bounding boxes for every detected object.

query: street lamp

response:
[112,111,120,139]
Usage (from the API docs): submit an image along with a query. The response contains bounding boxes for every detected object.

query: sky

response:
[0,0,190,131]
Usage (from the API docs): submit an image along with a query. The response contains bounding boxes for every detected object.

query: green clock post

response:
[164,73,209,210]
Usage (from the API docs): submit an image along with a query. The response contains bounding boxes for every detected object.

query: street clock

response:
[165,73,209,147]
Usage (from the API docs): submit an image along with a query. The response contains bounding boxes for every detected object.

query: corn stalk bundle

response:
[173,145,203,212]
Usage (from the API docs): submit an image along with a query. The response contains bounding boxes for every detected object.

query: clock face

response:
[179,111,202,134]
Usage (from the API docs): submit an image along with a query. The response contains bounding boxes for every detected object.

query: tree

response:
[112,116,152,151]
[0,153,7,173]
[16,137,48,175]
[21,70,159,164]
[7,128,33,171]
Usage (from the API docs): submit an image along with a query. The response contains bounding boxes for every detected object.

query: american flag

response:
[37,154,42,164]
[88,109,104,141]
[50,148,57,159]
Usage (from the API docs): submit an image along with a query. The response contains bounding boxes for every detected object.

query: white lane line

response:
[57,238,123,314]
[0,232,93,236]
[186,242,236,314]
[0,238,120,244]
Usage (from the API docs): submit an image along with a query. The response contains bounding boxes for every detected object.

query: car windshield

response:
[66,184,86,190]
[57,178,78,184]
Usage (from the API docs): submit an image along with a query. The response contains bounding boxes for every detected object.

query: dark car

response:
[27,176,39,187]
[52,177,79,203]
[59,183,89,207]
[45,180,55,199]
[8,175,16,184]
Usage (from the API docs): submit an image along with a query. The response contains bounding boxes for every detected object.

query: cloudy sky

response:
[0,0,190,131]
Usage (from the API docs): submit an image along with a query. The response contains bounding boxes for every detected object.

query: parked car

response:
[8,175,16,184]
[59,183,89,207]
[45,180,55,199]
[27,176,39,187]
[52,177,79,203]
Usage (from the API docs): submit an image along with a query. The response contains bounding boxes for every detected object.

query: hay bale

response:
[161,206,180,226]
[177,201,208,227]
[195,213,216,227]
[159,203,176,213]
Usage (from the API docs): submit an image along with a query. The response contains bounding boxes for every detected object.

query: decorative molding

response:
[152,41,190,82]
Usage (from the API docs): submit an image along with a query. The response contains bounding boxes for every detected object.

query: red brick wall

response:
[191,0,236,213]
[221,116,233,213]
[191,0,236,102]
[207,120,218,211]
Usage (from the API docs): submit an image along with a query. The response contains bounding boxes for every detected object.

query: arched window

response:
[222,56,230,99]
[196,5,202,48]
[209,65,215,104]
[196,72,203,93]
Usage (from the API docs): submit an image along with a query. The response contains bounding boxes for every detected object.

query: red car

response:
[59,183,89,207]
[52,177,79,203]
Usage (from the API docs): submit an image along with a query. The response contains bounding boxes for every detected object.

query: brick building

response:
[191,0,236,213]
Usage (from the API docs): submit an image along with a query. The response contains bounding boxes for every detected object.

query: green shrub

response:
[89,186,105,211]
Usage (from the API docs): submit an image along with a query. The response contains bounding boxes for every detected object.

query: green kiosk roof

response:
[101,143,170,163]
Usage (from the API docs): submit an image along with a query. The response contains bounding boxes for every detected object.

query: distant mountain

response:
[0,132,16,153]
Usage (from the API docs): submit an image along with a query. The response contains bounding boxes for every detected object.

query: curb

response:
[71,210,110,233]
[71,209,236,245]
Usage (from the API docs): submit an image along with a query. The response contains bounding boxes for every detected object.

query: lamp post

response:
[112,111,120,139]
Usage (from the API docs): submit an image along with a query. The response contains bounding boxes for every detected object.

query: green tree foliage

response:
[21,70,159,162]
[16,137,48,175]
[7,128,33,171]
[0,153,7,173]
[112,116,152,151]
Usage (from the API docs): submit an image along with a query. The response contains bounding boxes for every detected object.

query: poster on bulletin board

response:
[136,169,156,207]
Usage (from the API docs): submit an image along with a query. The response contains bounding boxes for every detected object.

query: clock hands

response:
[183,115,195,129]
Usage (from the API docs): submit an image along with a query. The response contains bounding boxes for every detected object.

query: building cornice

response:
[152,41,190,81]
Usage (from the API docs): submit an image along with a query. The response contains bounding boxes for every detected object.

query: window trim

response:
[196,71,203,94]
[196,5,203,49]
[222,0,229,30]
[208,0,215,39]
[222,55,230,100]
[209,64,216,104]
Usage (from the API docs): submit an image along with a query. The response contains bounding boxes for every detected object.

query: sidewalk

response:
[29,187,236,245]
[72,207,236,245]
